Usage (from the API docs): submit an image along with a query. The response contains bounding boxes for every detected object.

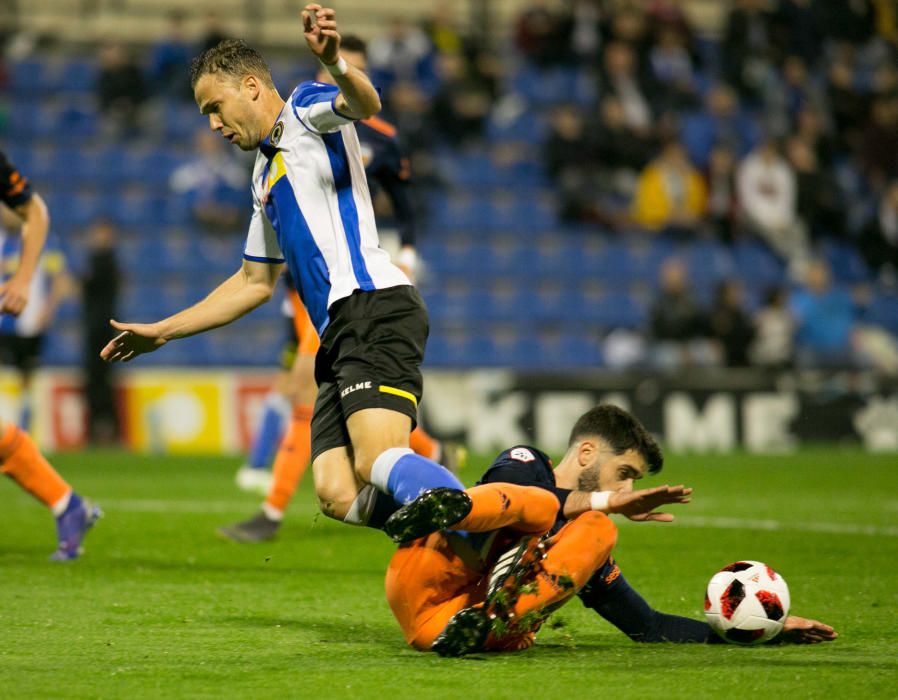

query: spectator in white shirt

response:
[736,138,810,276]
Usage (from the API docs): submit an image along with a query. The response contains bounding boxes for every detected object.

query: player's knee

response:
[315,490,353,521]
[576,510,618,547]
[313,478,359,521]
[523,487,561,532]
[409,634,435,652]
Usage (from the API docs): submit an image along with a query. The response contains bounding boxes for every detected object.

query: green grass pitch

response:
[1,448,896,699]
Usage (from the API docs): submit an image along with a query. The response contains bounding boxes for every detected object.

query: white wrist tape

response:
[322,55,349,77]
[590,491,612,512]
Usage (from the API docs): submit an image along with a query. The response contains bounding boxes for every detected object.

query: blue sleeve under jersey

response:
[578,560,717,643]
[0,150,33,209]
[357,121,417,248]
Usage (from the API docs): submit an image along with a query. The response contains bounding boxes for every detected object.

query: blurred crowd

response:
[2,0,898,376]
[538,0,898,282]
[627,255,898,374]
[531,0,898,372]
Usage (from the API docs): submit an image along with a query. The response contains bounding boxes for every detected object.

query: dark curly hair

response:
[568,405,664,474]
[190,39,275,89]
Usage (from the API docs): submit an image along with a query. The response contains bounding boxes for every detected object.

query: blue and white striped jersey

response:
[243,81,410,335]
[0,232,66,337]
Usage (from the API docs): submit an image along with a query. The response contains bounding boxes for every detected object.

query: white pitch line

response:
[671,516,898,538]
[102,499,253,514]
[101,500,898,537]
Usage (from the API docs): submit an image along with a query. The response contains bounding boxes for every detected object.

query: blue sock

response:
[370,448,465,505]
[19,397,31,433]
[247,393,290,469]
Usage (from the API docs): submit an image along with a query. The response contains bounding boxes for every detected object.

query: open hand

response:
[780,616,838,644]
[0,272,30,315]
[608,484,693,522]
[100,320,167,363]
[302,4,340,65]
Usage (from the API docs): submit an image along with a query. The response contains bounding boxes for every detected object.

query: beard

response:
[577,466,602,492]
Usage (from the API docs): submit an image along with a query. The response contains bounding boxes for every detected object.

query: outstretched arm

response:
[581,568,838,644]
[580,567,714,643]
[101,258,282,362]
[302,4,381,119]
[563,484,693,522]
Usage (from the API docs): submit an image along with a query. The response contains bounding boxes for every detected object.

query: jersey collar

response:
[259,102,289,158]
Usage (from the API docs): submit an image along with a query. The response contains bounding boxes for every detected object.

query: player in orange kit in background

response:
[0,149,101,560]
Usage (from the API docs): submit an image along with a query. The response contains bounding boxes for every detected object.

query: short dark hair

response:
[340,35,368,58]
[190,39,274,89]
[569,405,663,474]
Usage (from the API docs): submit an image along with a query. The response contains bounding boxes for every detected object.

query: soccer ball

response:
[704,560,790,645]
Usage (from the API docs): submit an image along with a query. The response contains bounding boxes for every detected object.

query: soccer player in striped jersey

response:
[221,35,463,542]
[102,5,470,537]
[0,149,101,560]
[0,231,74,431]
[316,35,464,472]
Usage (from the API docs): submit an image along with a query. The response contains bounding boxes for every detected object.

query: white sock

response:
[261,502,284,521]
[344,484,378,526]
[51,490,72,517]
[267,392,292,419]
[369,447,413,493]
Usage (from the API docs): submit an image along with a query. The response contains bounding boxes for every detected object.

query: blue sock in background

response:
[247,393,290,469]
[19,396,32,434]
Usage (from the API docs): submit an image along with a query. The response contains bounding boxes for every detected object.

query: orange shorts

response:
[385,532,490,650]
[385,511,617,652]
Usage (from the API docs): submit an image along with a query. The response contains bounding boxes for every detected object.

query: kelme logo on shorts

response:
[341,381,372,398]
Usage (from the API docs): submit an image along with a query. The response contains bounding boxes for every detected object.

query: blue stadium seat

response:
[429,193,486,233]
[59,58,98,94]
[58,99,99,138]
[58,147,105,182]
[574,286,645,329]
[682,239,736,291]
[44,191,103,229]
[1,144,33,174]
[42,319,81,366]
[821,239,872,284]
[864,292,898,334]
[10,59,48,96]
[557,333,604,368]
[8,101,58,139]
[488,195,555,232]
[509,64,594,107]
[485,111,546,143]
[106,190,164,226]
[428,328,502,367]
[733,240,786,288]
[421,333,452,366]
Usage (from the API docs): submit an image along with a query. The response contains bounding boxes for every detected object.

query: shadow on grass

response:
[524,639,898,670]
[216,614,401,651]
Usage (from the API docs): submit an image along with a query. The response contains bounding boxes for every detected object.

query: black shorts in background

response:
[0,334,43,373]
[310,285,428,461]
